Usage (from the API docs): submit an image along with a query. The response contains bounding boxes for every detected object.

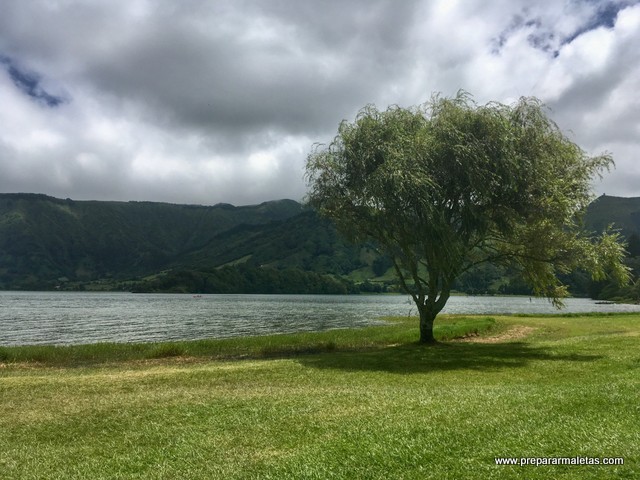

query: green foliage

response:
[372,254,394,276]
[454,263,505,295]
[0,195,377,291]
[627,233,640,257]
[1,192,638,296]
[0,194,304,288]
[179,210,365,276]
[131,265,352,294]
[584,194,640,235]
[306,92,630,341]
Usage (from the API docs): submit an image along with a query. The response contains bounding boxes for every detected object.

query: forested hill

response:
[583,194,640,237]
[0,193,639,292]
[0,193,305,289]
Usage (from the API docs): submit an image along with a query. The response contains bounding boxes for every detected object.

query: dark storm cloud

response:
[79,0,419,138]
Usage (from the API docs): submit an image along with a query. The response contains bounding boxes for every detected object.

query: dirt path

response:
[457,325,536,343]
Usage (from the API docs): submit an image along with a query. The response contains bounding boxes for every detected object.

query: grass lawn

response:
[0,314,638,479]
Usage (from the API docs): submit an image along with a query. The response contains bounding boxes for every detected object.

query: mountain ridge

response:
[1,193,638,292]
[0,193,307,289]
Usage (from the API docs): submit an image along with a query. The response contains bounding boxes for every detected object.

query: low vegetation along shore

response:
[1,314,638,479]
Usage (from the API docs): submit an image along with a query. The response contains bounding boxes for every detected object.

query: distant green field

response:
[1,314,638,479]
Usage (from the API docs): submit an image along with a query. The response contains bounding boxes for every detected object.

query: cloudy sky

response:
[1,0,639,206]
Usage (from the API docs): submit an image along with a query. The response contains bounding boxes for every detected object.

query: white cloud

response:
[0,0,639,205]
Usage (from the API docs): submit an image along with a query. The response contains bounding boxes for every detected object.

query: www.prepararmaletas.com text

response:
[495,456,624,466]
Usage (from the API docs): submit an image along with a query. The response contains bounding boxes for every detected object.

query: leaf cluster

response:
[306,92,629,305]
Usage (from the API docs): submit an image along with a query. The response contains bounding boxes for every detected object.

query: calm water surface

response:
[1,291,639,346]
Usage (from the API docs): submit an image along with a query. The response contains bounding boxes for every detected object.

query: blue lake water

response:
[1,291,639,346]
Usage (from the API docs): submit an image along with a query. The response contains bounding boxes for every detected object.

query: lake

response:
[1,291,640,346]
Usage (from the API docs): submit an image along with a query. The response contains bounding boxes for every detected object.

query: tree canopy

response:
[306,92,629,343]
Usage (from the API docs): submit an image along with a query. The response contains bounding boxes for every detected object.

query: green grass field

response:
[1,314,638,479]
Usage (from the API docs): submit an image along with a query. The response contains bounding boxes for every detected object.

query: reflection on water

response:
[0,292,639,346]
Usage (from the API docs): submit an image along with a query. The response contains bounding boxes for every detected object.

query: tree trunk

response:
[418,306,437,344]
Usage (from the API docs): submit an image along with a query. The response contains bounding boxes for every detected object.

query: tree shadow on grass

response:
[296,342,603,374]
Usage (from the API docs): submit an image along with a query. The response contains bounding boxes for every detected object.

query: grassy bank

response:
[1,314,639,479]
[0,315,496,366]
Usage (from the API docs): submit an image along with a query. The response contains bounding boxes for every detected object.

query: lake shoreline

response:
[2,292,640,347]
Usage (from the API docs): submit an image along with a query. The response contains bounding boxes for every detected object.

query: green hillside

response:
[0,194,304,289]
[0,193,639,295]
[584,194,640,236]
[175,211,365,274]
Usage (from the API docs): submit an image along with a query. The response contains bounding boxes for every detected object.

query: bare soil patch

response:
[457,325,536,343]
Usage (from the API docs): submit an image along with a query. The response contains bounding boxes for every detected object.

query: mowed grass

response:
[1,314,639,479]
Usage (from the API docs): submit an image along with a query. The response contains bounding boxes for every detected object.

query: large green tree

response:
[305,93,629,343]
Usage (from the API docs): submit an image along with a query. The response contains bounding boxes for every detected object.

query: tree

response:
[305,92,629,343]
